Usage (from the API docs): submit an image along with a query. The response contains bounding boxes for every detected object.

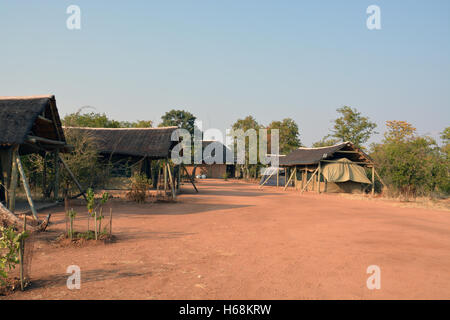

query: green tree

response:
[231,116,261,179]
[383,120,416,143]
[370,121,449,197]
[268,118,301,155]
[119,120,153,128]
[159,109,196,134]
[441,127,450,158]
[312,136,340,148]
[331,106,377,147]
[63,109,153,129]
[63,110,121,128]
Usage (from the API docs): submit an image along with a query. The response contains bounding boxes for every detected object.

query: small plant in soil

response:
[0,225,28,292]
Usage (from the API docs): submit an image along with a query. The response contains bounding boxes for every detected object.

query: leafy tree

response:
[268,118,301,154]
[231,116,261,179]
[63,110,122,128]
[331,106,377,147]
[63,109,153,129]
[159,109,196,135]
[130,120,153,128]
[383,120,416,143]
[312,136,340,148]
[441,127,450,158]
[370,121,449,197]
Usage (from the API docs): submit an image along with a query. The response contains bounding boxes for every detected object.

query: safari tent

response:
[279,141,383,194]
[0,95,78,219]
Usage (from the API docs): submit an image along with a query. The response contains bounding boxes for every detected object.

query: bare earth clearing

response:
[3,179,450,300]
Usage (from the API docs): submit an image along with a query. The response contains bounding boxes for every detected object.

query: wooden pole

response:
[109,207,112,236]
[373,167,388,190]
[259,169,275,188]
[371,166,375,196]
[276,169,279,187]
[182,164,198,192]
[42,152,47,198]
[294,167,297,190]
[163,161,168,191]
[19,215,26,291]
[301,167,319,193]
[283,169,296,190]
[59,155,87,201]
[16,155,38,220]
[166,162,176,200]
[8,146,19,212]
[53,150,59,200]
[94,210,97,240]
[301,168,305,190]
[317,161,322,193]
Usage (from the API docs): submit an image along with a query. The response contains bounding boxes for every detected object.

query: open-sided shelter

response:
[64,126,195,198]
[184,140,235,179]
[0,95,77,219]
[279,141,383,194]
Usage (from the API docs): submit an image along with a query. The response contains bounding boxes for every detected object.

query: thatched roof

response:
[64,126,179,159]
[201,140,234,164]
[0,95,66,153]
[279,141,372,166]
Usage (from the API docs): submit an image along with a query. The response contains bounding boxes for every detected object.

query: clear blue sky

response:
[1,0,449,146]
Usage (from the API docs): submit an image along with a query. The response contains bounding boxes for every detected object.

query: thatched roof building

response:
[0,95,67,154]
[0,95,70,216]
[279,141,372,166]
[64,126,179,159]
[278,142,379,194]
[184,140,235,179]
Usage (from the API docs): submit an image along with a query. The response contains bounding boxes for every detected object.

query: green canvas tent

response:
[280,141,380,194]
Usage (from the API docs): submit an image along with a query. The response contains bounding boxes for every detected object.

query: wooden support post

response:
[283,169,296,190]
[42,152,47,198]
[276,169,279,187]
[371,166,375,196]
[19,215,26,291]
[317,161,322,193]
[163,161,168,191]
[109,207,113,236]
[166,162,176,200]
[59,155,87,201]
[8,146,19,212]
[53,150,60,200]
[177,165,181,190]
[294,167,298,190]
[373,167,388,191]
[181,164,198,193]
[16,155,38,220]
[301,167,319,193]
[259,169,275,188]
[301,168,305,190]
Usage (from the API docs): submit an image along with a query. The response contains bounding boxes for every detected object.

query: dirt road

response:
[4,179,450,299]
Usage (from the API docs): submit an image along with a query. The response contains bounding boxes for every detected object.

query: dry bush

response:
[126,173,150,203]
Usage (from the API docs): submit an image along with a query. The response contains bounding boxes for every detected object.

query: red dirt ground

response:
[3,179,450,300]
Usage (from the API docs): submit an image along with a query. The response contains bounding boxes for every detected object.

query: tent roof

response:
[64,126,179,159]
[0,95,67,152]
[279,141,372,166]
[321,158,371,184]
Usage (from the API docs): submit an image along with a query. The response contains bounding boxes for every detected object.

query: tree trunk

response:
[0,202,38,231]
